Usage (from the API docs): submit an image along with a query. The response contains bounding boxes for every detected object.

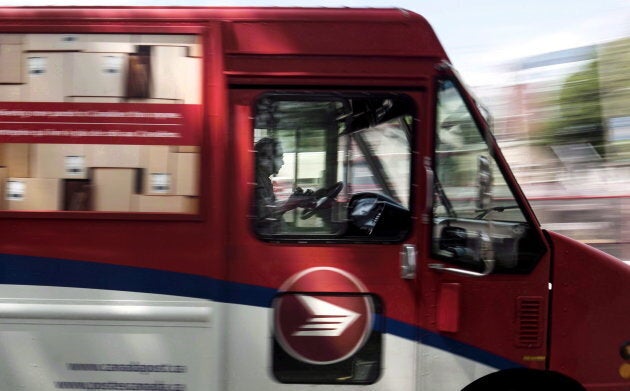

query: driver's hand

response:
[313,187,327,198]
[286,187,315,209]
[293,187,314,196]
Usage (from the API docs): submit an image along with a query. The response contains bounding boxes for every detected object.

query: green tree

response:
[550,60,605,153]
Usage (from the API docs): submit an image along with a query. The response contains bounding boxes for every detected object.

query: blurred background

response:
[3,0,630,261]
[472,36,630,262]
[474,37,630,261]
[423,1,630,262]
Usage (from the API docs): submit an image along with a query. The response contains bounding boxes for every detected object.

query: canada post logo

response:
[273,267,374,365]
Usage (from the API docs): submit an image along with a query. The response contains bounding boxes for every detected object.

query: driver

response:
[254,137,316,234]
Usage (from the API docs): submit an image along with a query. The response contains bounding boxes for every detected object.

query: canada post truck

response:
[0,6,626,391]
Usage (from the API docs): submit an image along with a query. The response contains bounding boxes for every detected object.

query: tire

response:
[461,368,585,391]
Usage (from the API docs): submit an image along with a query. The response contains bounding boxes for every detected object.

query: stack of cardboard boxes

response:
[1,143,199,213]
[0,33,202,103]
[0,33,202,213]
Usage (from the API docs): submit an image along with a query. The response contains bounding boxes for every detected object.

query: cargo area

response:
[0,33,202,213]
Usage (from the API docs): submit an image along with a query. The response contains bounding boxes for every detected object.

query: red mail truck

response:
[0,6,626,391]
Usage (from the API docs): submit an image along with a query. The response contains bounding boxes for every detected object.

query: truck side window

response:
[433,80,545,273]
[252,93,414,241]
[0,33,202,214]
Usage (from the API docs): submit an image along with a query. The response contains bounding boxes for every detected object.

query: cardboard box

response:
[133,35,202,57]
[0,167,7,209]
[149,49,201,103]
[5,177,61,211]
[71,52,127,97]
[92,168,139,212]
[168,152,199,196]
[141,146,172,194]
[0,85,23,101]
[87,144,141,168]
[131,194,197,213]
[170,146,201,153]
[84,34,135,53]
[0,34,24,45]
[30,144,88,179]
[179,56,202,104]
[24,34,84,51]
[24,34,185,57]
[23,52,72,102]
[151,46,188,100]
[135,34,198,47]
[141,145,170,172]
[0,143,29,177]
[64,179,92,211]
[187,43,202,58]
[0,44,23,84]
[24,34,142,53]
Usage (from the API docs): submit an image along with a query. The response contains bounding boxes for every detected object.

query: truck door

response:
[418,76,550,389]
[228,89,425,390]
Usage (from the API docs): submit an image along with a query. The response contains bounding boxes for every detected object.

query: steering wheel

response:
[300,181,344,220]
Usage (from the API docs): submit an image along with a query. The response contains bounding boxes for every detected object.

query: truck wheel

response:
[462,368,585,391]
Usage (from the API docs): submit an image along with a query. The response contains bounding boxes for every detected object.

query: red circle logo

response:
[274,267,373,365]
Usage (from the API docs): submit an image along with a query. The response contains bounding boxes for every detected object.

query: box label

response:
[150,173,171,193]
[60,35,79,44]
[6,180,25,201]
[103,55,123,74]
[27,57,47,75]
[65,155,86,176]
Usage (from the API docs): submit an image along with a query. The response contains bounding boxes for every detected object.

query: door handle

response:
[400,244,416,279]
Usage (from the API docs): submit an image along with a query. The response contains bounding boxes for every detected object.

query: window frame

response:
[250,91,418,244]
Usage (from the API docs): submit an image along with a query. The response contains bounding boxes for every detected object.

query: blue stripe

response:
[385,316,418,340]
[384,317,520,370]
[0,252,519,370]
[0,253,277,306]
[419,331,520,370]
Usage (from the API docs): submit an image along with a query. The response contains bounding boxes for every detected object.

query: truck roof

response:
[0,7,448,59]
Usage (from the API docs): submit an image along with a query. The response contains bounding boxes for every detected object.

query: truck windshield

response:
[432,80,545,273]
[434,79,526,222]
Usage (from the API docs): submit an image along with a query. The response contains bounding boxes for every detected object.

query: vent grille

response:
[515,297,544,348]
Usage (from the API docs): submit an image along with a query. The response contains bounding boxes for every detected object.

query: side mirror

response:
[476,155,492,211]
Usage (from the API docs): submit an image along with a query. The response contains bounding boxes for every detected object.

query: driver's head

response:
[255,137,284,176]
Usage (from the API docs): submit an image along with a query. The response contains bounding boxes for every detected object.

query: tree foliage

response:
[550,60,604,150]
